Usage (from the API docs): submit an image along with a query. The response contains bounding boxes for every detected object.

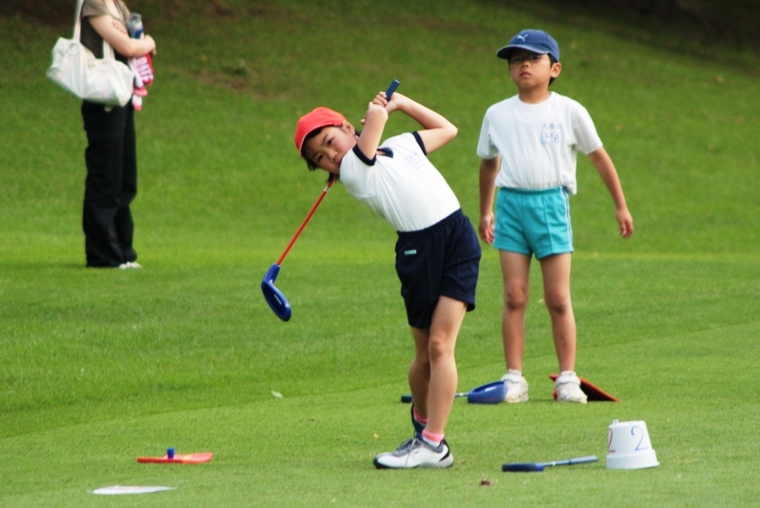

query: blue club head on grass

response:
[467,381,507,404]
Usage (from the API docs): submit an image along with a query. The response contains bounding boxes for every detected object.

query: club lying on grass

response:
[401,392,467,403]
[502,455,598,472]
[401,380,506,404]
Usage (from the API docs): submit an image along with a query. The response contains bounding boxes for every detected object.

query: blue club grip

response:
[385,79,400,99]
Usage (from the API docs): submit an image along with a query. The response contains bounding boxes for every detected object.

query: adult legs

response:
[81,102,137,267]
[115,105,137,262]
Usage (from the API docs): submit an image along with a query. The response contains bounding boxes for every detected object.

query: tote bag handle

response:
[73,0,119,61]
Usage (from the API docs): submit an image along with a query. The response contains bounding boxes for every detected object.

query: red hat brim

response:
[294,107,347,154]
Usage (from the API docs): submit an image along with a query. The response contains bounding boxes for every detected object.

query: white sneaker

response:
[118,261,143,269]
[555,371,588,403]
[373,437,453,469]
[501,369,529,403]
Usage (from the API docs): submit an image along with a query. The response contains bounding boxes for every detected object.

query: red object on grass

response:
[549,374,620,402]
[137,452,213,464]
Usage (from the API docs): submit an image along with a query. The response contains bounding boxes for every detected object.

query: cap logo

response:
[496,29,560,62]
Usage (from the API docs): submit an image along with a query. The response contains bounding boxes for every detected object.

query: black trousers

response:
[81,101,138,267]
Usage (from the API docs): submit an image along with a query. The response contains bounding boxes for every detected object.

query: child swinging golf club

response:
[295,84,481,468]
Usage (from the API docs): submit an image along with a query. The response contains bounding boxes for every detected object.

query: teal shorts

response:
[493,187,573,259]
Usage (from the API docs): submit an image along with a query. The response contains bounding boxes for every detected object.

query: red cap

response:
[294,107,347,154]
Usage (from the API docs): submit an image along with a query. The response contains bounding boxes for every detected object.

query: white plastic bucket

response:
[606,419,659,469]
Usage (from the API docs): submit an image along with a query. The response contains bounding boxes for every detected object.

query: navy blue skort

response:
[395,209,481,329]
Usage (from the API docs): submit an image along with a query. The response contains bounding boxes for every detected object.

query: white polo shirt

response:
[340,132,460,232]
[476,92,602,195]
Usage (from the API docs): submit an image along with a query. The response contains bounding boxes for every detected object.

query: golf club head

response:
[261,264,292,321]
[502,462,545,472]
[467,381,507,404]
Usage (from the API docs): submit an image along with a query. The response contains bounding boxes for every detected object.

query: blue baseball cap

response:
[497,29,560,62]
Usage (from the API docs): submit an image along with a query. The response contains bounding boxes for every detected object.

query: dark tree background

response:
[2,0,757,55]
[562,0,759,50]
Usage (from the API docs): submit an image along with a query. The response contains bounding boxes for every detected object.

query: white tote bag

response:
[46,0,133,106]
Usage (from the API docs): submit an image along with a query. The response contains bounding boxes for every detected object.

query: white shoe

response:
[501,369,529,403]
[373,437,453,469]
[118,261,143,270]
[555,371,588,403]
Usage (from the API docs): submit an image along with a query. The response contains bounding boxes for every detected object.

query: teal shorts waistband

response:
[499,187,565,195]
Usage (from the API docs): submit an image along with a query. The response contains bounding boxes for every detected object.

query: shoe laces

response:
[394,438,419,454]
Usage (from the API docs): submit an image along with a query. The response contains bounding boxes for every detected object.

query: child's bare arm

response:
[479,156,500,244]
[396,93,457,153]
[587,147,634,238]
[369,92,457,154]
[356,100,389,161]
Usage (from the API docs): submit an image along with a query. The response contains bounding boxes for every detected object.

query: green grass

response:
[1,0,759,505]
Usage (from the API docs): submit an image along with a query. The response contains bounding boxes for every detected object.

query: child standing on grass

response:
[477,29,633,403]
[295,89,481,469]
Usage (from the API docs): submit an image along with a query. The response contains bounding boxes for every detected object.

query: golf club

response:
[502,455,598,473]
[261,79,400,321]
[385,78,400,99]
[400,380,506,405]
[401,392,467,404]
[261,175,336,321]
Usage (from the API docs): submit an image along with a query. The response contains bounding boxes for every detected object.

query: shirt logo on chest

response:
[404,151,426,169]
[541,122,563,144]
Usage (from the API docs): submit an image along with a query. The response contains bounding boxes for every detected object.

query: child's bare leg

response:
[538,253,576,371]
[499,251,531,372]
[411,296,466,435]
[408,330,431,418]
